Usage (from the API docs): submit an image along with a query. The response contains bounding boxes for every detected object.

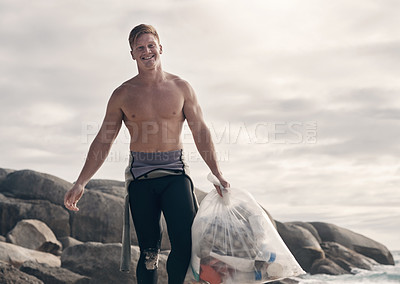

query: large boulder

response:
[58,236,83,251]
[69,190,132,244]
[0,194,70,238]
[287,222,322,243]
[0,169,71,205]
[321,241,377,271]
[20,261,90,284]
[276,221,324,272]
[61,242,168,284]
[86,179,125,189]
[0,242,60,267]
[6,219,62,256]
[86,179,126,198]
[0,261,44,284]
[310,258,350,275]
[0,168,15,183]
[310,222,394,265]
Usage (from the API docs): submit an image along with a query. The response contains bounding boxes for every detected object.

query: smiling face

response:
[130,33,163,70]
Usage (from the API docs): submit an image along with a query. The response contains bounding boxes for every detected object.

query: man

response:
[64,24,229,284]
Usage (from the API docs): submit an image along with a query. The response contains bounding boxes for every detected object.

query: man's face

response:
[130,33,163,69]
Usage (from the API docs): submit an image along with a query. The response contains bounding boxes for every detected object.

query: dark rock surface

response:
[311,222,394,265]
[0,193,70,238]
[0,168,15,183]
[61,242,168,284]
[286,221,322,243]
[276,221,325,272]
[270,279,300,284]
[0,261,44,284]
[321,241,377,271]
[0,169,71,205]
[20,261,90,284]
[69,189,127,243]
[85,179,125,198]
[310,258,350,275]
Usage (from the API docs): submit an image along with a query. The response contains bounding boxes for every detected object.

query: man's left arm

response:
[182,81,230,194]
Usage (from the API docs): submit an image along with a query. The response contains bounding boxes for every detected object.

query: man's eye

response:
[149,44,154,48]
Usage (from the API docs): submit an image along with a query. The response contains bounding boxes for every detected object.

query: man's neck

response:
[137,67,166,84]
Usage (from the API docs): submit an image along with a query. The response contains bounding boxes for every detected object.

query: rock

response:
[321,241,377,271]
[20,261,90,284]
[0,260,44,284]
[86,179,126,198]
[276,221,324,272]
[69,190,133,244]
[61,242,168,284]
[287,222,322,243]
[6,219,62,255]
[0,242,60,267]
[310,258,350,275]
[310,222,394,265]
[59,236,83,250]
[0,169,71,206]
[0,235,5,242]
[0,193,70,238]
[86,179,125,189]
[0,168,15,183]
[269,279,300,284]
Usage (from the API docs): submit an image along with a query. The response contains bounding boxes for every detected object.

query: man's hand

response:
[64,184,84,211]
[214,175,230,197]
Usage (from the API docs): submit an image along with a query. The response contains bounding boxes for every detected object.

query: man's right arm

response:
[64,88,124,211]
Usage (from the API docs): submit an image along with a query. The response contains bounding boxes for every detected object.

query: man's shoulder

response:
[165,72,188,85]
[165,72,192,94]
[112,77,138,96]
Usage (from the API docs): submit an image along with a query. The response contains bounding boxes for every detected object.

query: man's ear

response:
[130,50,136,60]
[159,44,163,54]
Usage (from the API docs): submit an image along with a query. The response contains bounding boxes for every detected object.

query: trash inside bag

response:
[187,174,305,284]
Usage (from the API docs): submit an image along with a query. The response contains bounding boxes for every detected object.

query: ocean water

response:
[291,251,400,284]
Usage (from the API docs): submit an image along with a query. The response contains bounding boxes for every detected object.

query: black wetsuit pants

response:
[128,174,197,284]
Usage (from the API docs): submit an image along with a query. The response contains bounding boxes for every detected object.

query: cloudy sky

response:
[1,0,399,249]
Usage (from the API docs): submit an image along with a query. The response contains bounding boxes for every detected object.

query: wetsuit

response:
[127,150,197,284]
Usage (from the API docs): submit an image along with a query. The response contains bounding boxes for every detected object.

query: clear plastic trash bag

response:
[186,174,305,284]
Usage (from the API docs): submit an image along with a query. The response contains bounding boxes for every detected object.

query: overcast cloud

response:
[1,0,399,249]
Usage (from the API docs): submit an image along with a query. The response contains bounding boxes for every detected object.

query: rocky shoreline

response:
[0,168,394,283]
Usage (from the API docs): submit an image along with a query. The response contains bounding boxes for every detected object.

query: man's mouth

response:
[142,55,155,60]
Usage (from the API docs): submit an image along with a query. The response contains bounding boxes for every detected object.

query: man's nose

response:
[144,47,152,53]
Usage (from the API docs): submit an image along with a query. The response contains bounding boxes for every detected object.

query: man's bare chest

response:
[122,90,184,121]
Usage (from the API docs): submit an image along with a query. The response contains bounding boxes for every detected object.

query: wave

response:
[293,251,400,284]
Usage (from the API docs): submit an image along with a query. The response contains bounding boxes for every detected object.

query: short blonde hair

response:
[128,24,160,49]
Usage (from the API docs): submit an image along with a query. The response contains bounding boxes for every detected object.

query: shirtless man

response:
[64,24,229,284]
